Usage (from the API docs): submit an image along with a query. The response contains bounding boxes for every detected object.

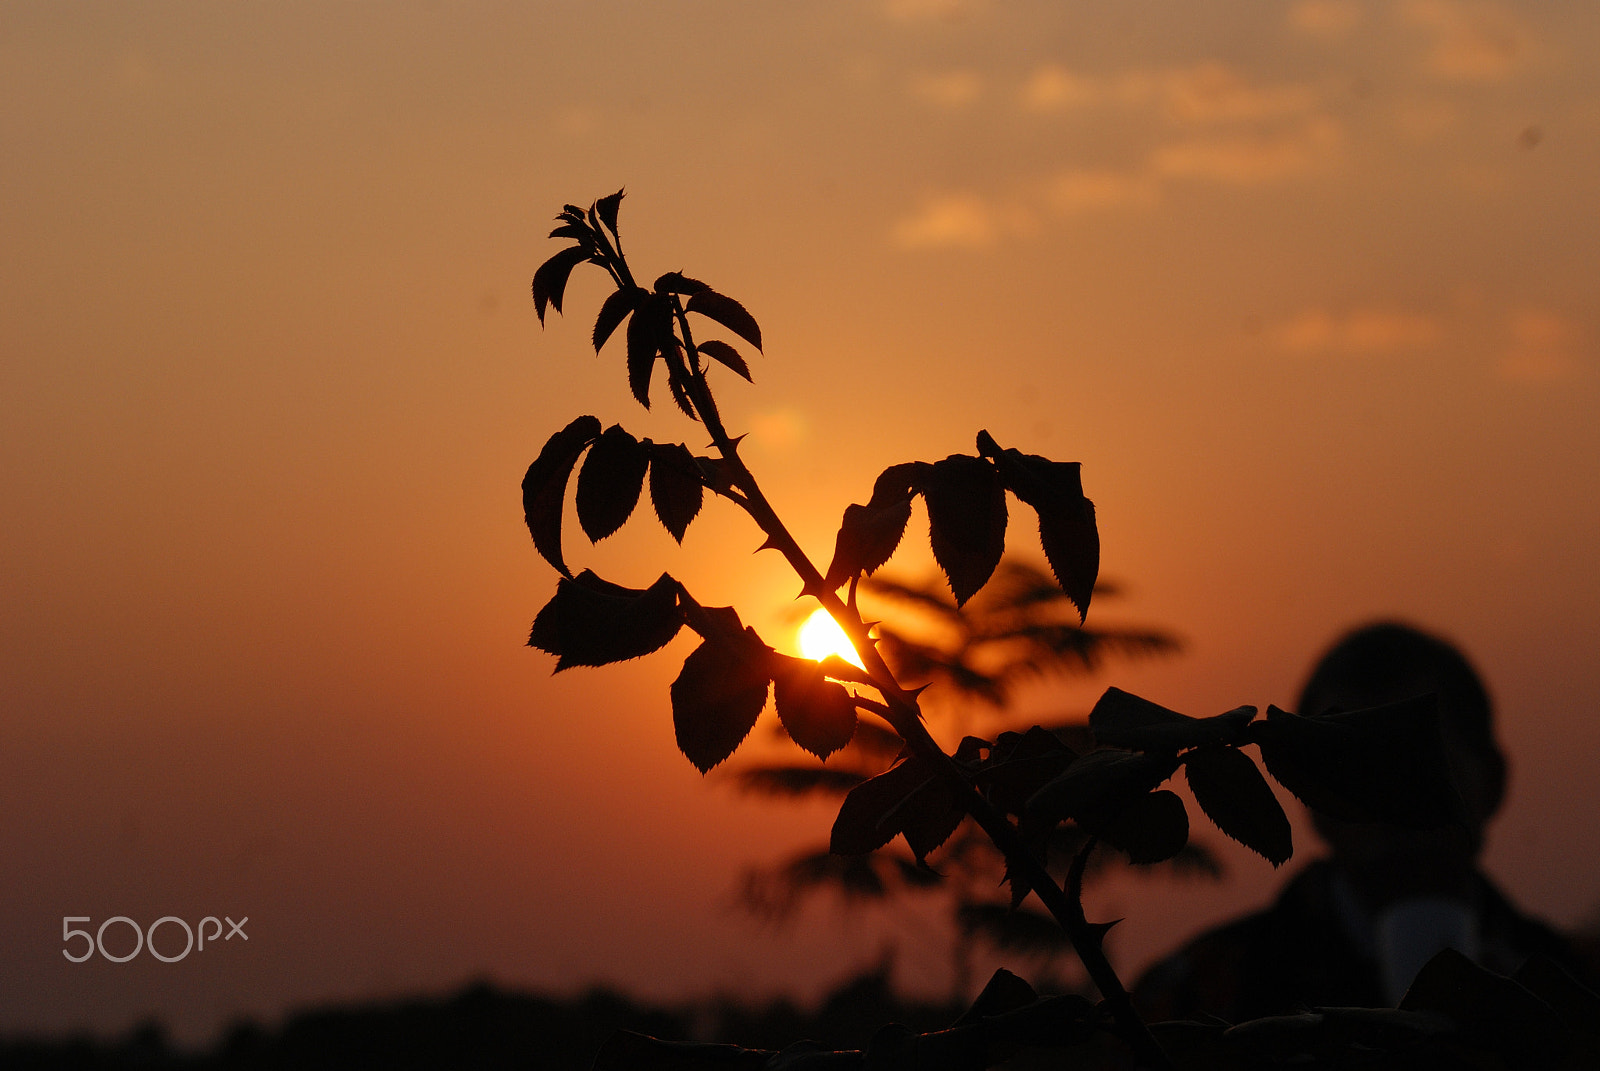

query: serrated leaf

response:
[671,625,773,773]
[521,415,601,577]
[1026,748,1168,823]
[686,290,763,351]
[653,271,710,295]
[830,754,963,862]
[1400,948,1568,1067]
[823,500,914,590]
[981,433,1098,620]
[532,245,591,325]
[593,287,645,353]
[821,463,926,590]
[1183,745,1292,866]
[923,455,1007,607]
[1250,697,1466,828]
[663,350,698,421]
[1090,687,1257,752]
[697,339,752,382]
[626,294,673,408]
[695,455,737,496]
[574,425,650,542]
[953,969,1040,1028]
[594,189,624,236]
[772,655,858,761]
[548,222,589,240]
[527,570,683,671]
[646,442,703,543]
[1093,789,1189,864]
[974,726,1077,817]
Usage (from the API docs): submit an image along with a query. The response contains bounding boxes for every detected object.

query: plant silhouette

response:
[736,561,1212,999]
[523,193,1600,1068]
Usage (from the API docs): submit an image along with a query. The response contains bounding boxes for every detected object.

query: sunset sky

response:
[4,0,1599,1045]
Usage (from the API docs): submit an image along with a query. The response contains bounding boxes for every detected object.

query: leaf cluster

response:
[822,433,1099,617]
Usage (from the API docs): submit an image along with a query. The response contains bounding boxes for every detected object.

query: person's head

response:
[1297,622,1508,897]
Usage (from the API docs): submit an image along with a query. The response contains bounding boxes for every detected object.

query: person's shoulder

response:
[1133,865,1331,1022]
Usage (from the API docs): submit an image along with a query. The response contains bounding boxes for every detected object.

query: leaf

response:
[1249,696,1466,828]
[531,245,591,325]
[974,726,1077,816]
[671,626,773,773]
[593,189,624,236]
[830,754,964,863]
[593,287,645,353]
[1093,789,1189,864]
[626,293,673,408]
[653,271,710,295]
[663,350,698,421]
[823,501,913,590]
[573,425,650,542]
[697,339,752,382]
[695,455,738,496]
[527,570,684,671]
[772,655,858,761]
[521,415,601,577]
[1026,748,1169,824]
[980,432,1098,621]
[1400,948,1568,1066]
[1183,745,1292,866]
[1090,687,1257,752]
[686,290,763,351]
[922,455,1007,607]
[647,442,703,542]
[953,969,1040,1028]
[821,463,926,590]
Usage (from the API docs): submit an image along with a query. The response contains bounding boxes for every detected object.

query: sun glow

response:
[798,608,865,669]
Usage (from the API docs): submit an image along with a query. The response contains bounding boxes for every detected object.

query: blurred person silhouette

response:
[1134,621,1586,1021]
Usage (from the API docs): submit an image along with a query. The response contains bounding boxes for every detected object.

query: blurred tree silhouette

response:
[736,560,1215,998]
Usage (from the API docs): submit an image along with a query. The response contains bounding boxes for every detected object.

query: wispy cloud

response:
[892,193,1003,249]
[1498,309,1583,383]
[1020,65,1100,113]
[1046,168,1159,214]
[1401,0,1531,83]
[1289,0,1367,39]
[1153,117,1343,185]
[1017,61,1324,127]
[1270,307,1444,355]
[908,69,984,110]
[1157,63,1322,125]
[884,0,987,22]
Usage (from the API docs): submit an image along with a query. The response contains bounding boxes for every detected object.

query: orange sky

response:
[4,0,1599,1045]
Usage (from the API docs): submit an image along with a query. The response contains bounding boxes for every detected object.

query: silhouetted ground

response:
[0,966,962,1070]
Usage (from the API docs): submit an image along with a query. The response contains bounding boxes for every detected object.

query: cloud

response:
[892,193,1001,249]
[1498,309,1582,382]
[1152,117,1342,185]
[1046,168,1159,213]
[909,70,984,110]
[1157,63,1322,125]
[884,0,986,21]
[1270,308,1443,355]
[1289,0,1366,38]
[1020,65,1100,112]
[1400,0,1530,83]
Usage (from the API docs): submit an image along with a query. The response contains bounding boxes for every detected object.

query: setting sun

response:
[797,608,865,669]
